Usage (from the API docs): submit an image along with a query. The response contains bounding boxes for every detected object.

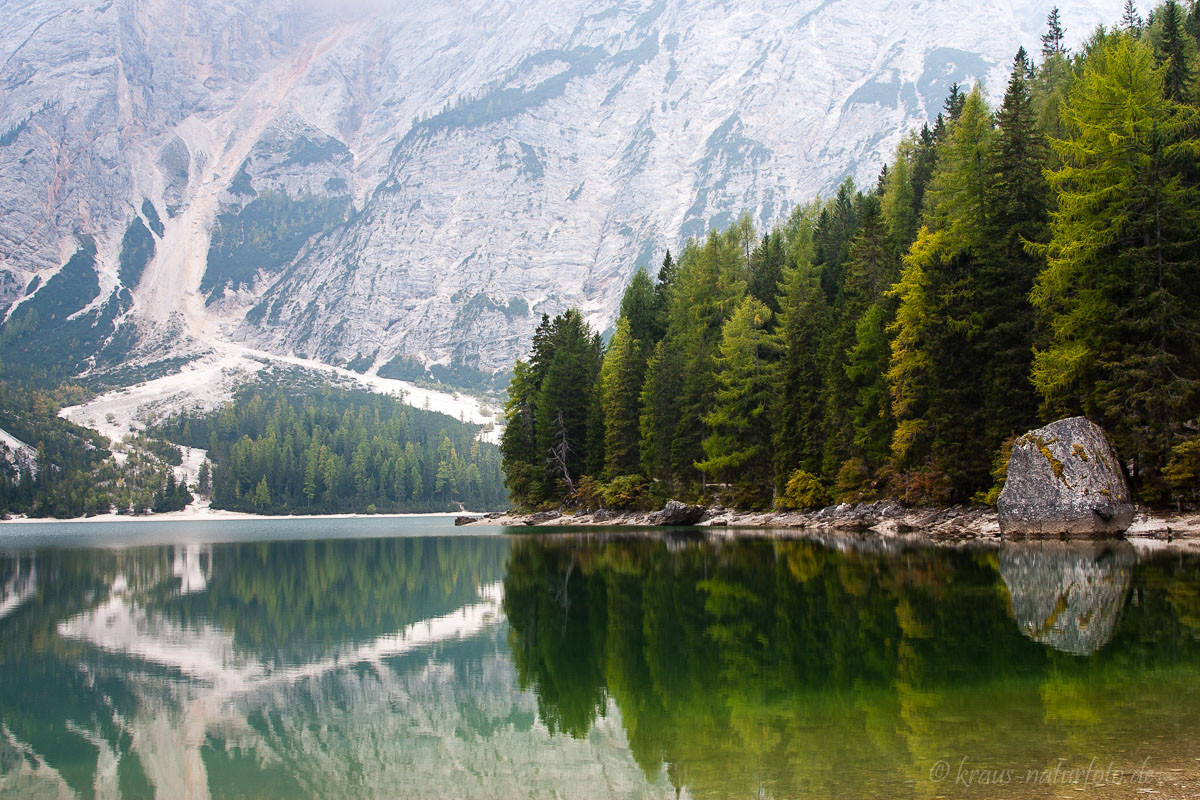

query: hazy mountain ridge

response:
[0,0,1124,388]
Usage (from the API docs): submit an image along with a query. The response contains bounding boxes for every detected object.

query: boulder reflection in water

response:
[999,541,1135,655]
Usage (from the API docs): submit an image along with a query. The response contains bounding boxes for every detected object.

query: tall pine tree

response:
[1031,32,1200,499]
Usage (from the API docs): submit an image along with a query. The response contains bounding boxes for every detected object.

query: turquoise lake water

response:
[2,517,1199,799]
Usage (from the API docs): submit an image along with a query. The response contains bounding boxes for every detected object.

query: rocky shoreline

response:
[459,500,1200,544]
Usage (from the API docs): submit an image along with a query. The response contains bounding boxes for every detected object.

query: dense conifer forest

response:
[502,4,1200,511]
[0,373,507,517]
[157,382,507,514]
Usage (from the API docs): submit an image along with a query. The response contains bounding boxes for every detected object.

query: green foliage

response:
[598,474,658,510]
[696,296,775,487]
[976,435,1016,506]
[638,339,682,481]
[834,456,874,503]
[1030,32,1200,497]
[501,311,602,508]
[1156,0,1193,101]
[377,354,511,395]
[770,211,827,487]
[617,267,658,345]
[599,317,645,477]
[666,230,749,486]
[845,301,894,469]
[156,381,505,513]
[1164,438,1200,505]
[118,216,155,286]
[534,311,602,498]
[501,360,543,507]
[202,191,349,302]
[1042,6,1066,58]
[777,469,829,510]
[0,379,192,517]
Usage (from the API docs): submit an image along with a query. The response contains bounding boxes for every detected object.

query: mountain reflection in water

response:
[2,528,1199,799]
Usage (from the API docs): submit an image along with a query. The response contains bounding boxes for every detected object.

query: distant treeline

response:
[502,5,1200,511]
[158,383,507,513]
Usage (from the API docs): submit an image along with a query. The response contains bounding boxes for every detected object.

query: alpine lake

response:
[2,516,1200,799]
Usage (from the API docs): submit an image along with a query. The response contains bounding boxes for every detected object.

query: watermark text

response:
[929,756,1157,789]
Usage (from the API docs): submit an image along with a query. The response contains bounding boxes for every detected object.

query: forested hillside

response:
[502,4,1200,511]
[0,379,192,517]
[157,383,507,514]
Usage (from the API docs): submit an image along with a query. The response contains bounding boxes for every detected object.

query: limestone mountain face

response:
[0,0,1124,388]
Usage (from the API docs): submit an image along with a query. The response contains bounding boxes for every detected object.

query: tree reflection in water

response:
[2,532,1200,799]
[503,533,1200,799]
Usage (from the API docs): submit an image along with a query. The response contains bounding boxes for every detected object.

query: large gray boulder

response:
[998,417,1134,537]
[647,500,706,526]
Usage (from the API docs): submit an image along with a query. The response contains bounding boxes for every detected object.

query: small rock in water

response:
[998,416,1134,537]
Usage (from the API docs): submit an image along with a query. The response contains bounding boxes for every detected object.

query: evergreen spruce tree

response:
[771,215,828,488]
[254,475,271,510]
[197,459,212,496]
[653,250,677,340]
[976,47,1049,459]
[1158,0,1192,101]
[584,382,606,479]
[1031,33,1200,498]
[1123,0,1144,31]
[639,338,684,483]
[748,231,787,315]
[842,300,896,494]
[885,88,999,500]
[1042,7,1066,58]
[665,231,746,489]
[820,196,895,480]
[501,360,544,506]
[599,317,646,477]
[910,124,938,215]
[618,267,658,346]
[814,179,859,301]
[943,82,966,121]
[881,137,919,254]
[885,229,948,500]
[696,296,777,502]
[924,86,996,241]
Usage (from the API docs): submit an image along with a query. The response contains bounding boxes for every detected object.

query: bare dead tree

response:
[546,409,575,495]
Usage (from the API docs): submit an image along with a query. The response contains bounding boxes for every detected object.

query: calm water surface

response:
[2,518,1199,799]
